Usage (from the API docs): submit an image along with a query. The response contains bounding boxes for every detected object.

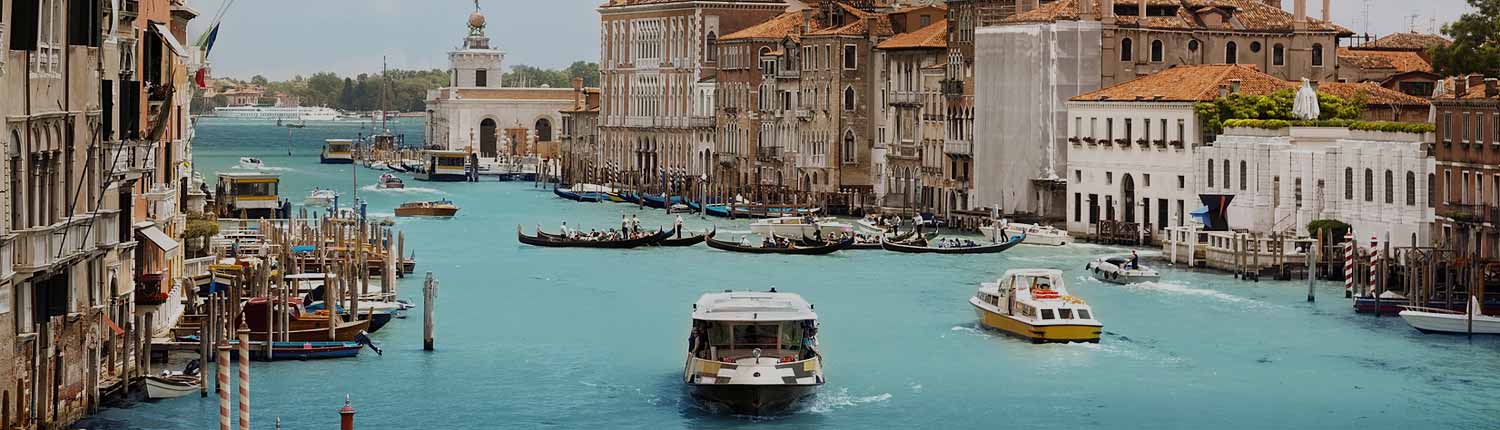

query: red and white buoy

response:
[340,395,357,430]
[1343,232,1355,297]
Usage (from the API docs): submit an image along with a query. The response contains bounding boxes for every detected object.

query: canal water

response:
[77,120,1500,429]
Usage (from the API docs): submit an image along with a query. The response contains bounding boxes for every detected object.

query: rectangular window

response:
[1143,118,1151,142]
[1040,309,1055,320]
[1177,175,1185,189]
[1074,192,1082,222]
[1124,119,1133,142]
[475,69,487,87]
[1090,117,1097,138]
[1144,174,1151,187]
[1074,169,1082,182]
[1106,118,1114,142]
[67,0,102,47]
[1444,112,1453,143]
[1463,113,1471,143]
[1077,309,1091,320]
[843,44,857,70]
[1106,172,1113,185]
[1059,308,1074,319]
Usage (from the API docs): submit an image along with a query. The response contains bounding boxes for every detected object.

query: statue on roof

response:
[468,1,486,37]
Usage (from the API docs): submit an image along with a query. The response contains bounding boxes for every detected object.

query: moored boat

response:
[1398,297,1500,334]
[657,229,713,247]
[880,234,1024,254]
[750,216,855,239]
[981,221,1072,246]
[1354,291,1409,314]
[683,290,824,415]
[970,269,1103,343]
[517,226,671,248]
[553,187,602,202]
[394,200,460,217]
[241,297,373,342]
[1085,256,1161,284]
[145,376,200,399]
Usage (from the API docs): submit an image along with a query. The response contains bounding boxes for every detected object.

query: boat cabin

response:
[416,150,470,182]
[215,172,285,219]
[321,139,354,164]
[983,269,1095,323]
[688,292,819,364]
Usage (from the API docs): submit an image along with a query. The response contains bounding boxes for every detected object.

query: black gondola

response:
[879,234,1025,254]
[517,226,670,248]
[657,229,713,247]
[845,229,918,250]
[705,233,852,255]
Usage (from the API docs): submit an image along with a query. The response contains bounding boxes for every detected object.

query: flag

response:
[197,22,220,59]
[194,68,208,89]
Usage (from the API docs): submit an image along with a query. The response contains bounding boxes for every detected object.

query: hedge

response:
[1222,118,1435,134]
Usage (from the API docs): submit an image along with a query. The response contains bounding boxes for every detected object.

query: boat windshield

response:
[230,181,277,197]
[691,319,814,361]
[437,156,466,167]
[328,143,350,152]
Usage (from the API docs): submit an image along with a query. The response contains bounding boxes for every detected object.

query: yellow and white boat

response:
[970,269,1102,343]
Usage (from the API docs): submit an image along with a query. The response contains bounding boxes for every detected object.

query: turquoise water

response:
[78,120,1500,429]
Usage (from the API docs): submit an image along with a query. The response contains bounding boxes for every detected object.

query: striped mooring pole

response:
[1368,235,1379,297]
[237,323,251,430]
[218,337,231,430]
[1343,232,1355,298]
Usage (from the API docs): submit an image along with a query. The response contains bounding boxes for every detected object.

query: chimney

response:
[1230,79,1242,94]
[1101,0,1115,21]
[1486,78,1498,98]
[1456,78,1468,97]
[1294,0,1307,29]
[1467,74,1485,91]
[573,77,584,107]
[801,8,813,33]
[1219,84,1229,98]
[1321,0,1330,22]
[1080,0,1097,20]
[1138,0,1147,19]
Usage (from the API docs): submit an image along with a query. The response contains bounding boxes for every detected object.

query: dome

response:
[468,11,486,29]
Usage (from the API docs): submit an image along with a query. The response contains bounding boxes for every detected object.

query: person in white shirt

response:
[674,215,684,238]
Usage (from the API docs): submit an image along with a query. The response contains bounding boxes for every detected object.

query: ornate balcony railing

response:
[943,139,972,156]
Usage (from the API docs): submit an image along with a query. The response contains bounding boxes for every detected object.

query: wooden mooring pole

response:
[424,272,437,351]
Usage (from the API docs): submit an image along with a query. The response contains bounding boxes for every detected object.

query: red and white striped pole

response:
[218,336,231,430]
[237,323,251,430]
[1343,232,1355,298]
[1368,235,1379,297]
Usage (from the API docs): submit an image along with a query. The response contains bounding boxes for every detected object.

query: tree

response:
[304,72,343,107]
[1194,89,1364,135]
[1429,0,1500,77]
[339,78,355,109]
[565,61,600,87]
[250,75,269,85]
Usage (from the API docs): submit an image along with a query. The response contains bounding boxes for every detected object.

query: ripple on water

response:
[804,388,893,414]
[1121,281,1274,309]
[359,184,447,195]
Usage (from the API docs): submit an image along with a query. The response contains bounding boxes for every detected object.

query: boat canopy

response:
[692,292,816,322]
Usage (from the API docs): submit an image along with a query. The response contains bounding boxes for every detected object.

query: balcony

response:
[757,146,782,163]
[798,154,828,169]
[940,79,964,96]
[943,139,972,156]
[95,210,121,248]
[15,215,100,273]
[104,141,158,176]
[1443,203,1500,225]
[144,185,179,223]
[717,151,739,166]
[794,109,812,120]
[887,143,920,160]
[0,234,14,281]
[889,91,924,107]
[687,116,715,128]
[624,116,653,128]
[136,272,168,305]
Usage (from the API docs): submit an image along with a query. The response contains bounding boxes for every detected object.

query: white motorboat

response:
[750,216,854,239]
[683,290,823,415]
[145,376,200,399]
[1086,256,1161,284]
[1399,297,1500,335]
[981,221,1072,246]
[305,188,338,207]
[238,157,267,170]
[378,173,405,189]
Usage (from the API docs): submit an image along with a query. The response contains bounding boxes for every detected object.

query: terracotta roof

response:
[1318,82,1428,107]
[891,4,946,14]
[601,0,784,8]
[1070,64,1290,102]
[1434,77,1500,101]
[806,3,893,37]
[1360,32,1451,51]
[1004,0,1349,33]
[1338,48,1431,73]
[876,20,946,50]
[722,11,815,41]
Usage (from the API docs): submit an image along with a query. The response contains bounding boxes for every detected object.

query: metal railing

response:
[758,146,782,162]
[888,144,919,159]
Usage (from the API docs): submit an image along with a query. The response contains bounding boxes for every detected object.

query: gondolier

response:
[674,215,684,238]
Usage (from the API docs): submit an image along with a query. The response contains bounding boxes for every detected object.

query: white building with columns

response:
[426,6,577,158]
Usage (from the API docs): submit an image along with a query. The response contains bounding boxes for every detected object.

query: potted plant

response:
[1169,140,1184,149]
[1068,137,1081,144]
[1153,139,1166,147]
[1136,138,1148,146]
[1083,136,1097,144]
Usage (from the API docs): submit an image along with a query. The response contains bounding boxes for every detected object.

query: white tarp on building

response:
[973,21,1101,214]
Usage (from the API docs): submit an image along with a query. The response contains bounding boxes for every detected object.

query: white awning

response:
[137,226,180,252]
[149,22,189,59]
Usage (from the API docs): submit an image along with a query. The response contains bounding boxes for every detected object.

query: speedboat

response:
[970,269,1102,343]
[1085,256,1161,284]
[394,200,460,217]
[1399,297,1500,334]
[981,221,1072,246]
[305,188,338,207]
[378,173,405,189]
[145,375,200,399]
[683,290,824,415]
[238,157,266,170]
[750,216,854,239]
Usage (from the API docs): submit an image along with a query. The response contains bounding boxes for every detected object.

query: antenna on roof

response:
[1406,13,1420,33]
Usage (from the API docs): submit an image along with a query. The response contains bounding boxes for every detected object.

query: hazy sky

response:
[185,0,1475,81]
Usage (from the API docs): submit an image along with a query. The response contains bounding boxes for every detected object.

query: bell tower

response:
[449,1,505,88]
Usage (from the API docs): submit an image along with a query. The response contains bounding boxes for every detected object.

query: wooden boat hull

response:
[686,383,819,415]
[145,376,200,399]
[250,341,363,361]
[971,299,1101,343]
[553,188,602,202]
[881,235,1024,254]
[248,319,371,342]
[705,235,851,255]
[518,227,671,249]
[394,207,459,217]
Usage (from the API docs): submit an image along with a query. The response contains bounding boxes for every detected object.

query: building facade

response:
[1432,75,1500,259]
[876,17,953,214]
[560,79,602,185]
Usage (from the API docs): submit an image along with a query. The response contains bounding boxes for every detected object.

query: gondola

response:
[705,233,852,255]
[844,229,918,250]
[642,194,685,209]
[553,187,602,203]
[879,234,1025,254]
[517,226,671,249]
[657,228,713,247]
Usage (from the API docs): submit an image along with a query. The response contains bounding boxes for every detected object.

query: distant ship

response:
[212,106,342,121]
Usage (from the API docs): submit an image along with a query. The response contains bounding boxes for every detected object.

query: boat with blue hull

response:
[554,188,602,203]
[642,194,685,209]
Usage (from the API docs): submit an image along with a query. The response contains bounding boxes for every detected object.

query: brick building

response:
[876,15,954,214]
[1337,31,1449,97]
[1433,75,1500,258]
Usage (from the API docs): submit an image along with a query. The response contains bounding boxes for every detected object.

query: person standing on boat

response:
[674,215,684,238]
[631,214,641,236]
[1129,250,1140,270]
[561,221,571,237]
[621,213,629,233]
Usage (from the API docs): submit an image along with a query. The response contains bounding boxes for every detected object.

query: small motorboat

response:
[1085,256,1161,284]
[145,375,201,399]
[880,235,1024,255]
[394,200,459,217]
[705,233,852,255]
[684,290,824,415]
[971,269,1103,343]
[1399,297,1500,335]
[250,340,370,361]
[1354,290,1409,314]
[378,173,405,189]
[305,188,338,207]
[981,221,1072,246]
[238,157,267,170]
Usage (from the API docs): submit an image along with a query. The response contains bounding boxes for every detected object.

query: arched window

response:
[1150,40,1163,62]
[1344,167,1354,200]
[1120,38,1133,62]
[706,31,718,62]
[1384,170,1394,204]
[535,118,553,142]
[1239,161,1247,190]
[1208,159,1216,188]
[1311,43,1324,66]
[1223,159,1230,190]
[1364,168,1374,202]
[843,86,855,111]
[1406,171,1417,206]
[1272,44,1285,66]
[842,130,856,163]
[1224,41,1238,64]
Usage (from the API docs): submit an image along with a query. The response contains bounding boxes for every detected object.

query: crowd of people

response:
[550,214,656,242]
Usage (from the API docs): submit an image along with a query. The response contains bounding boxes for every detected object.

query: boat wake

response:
[1122,281,1268,308]
[803,388,892,414]
[359,184,445,195]
[232,165,293,172]
[945,324,994,339]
